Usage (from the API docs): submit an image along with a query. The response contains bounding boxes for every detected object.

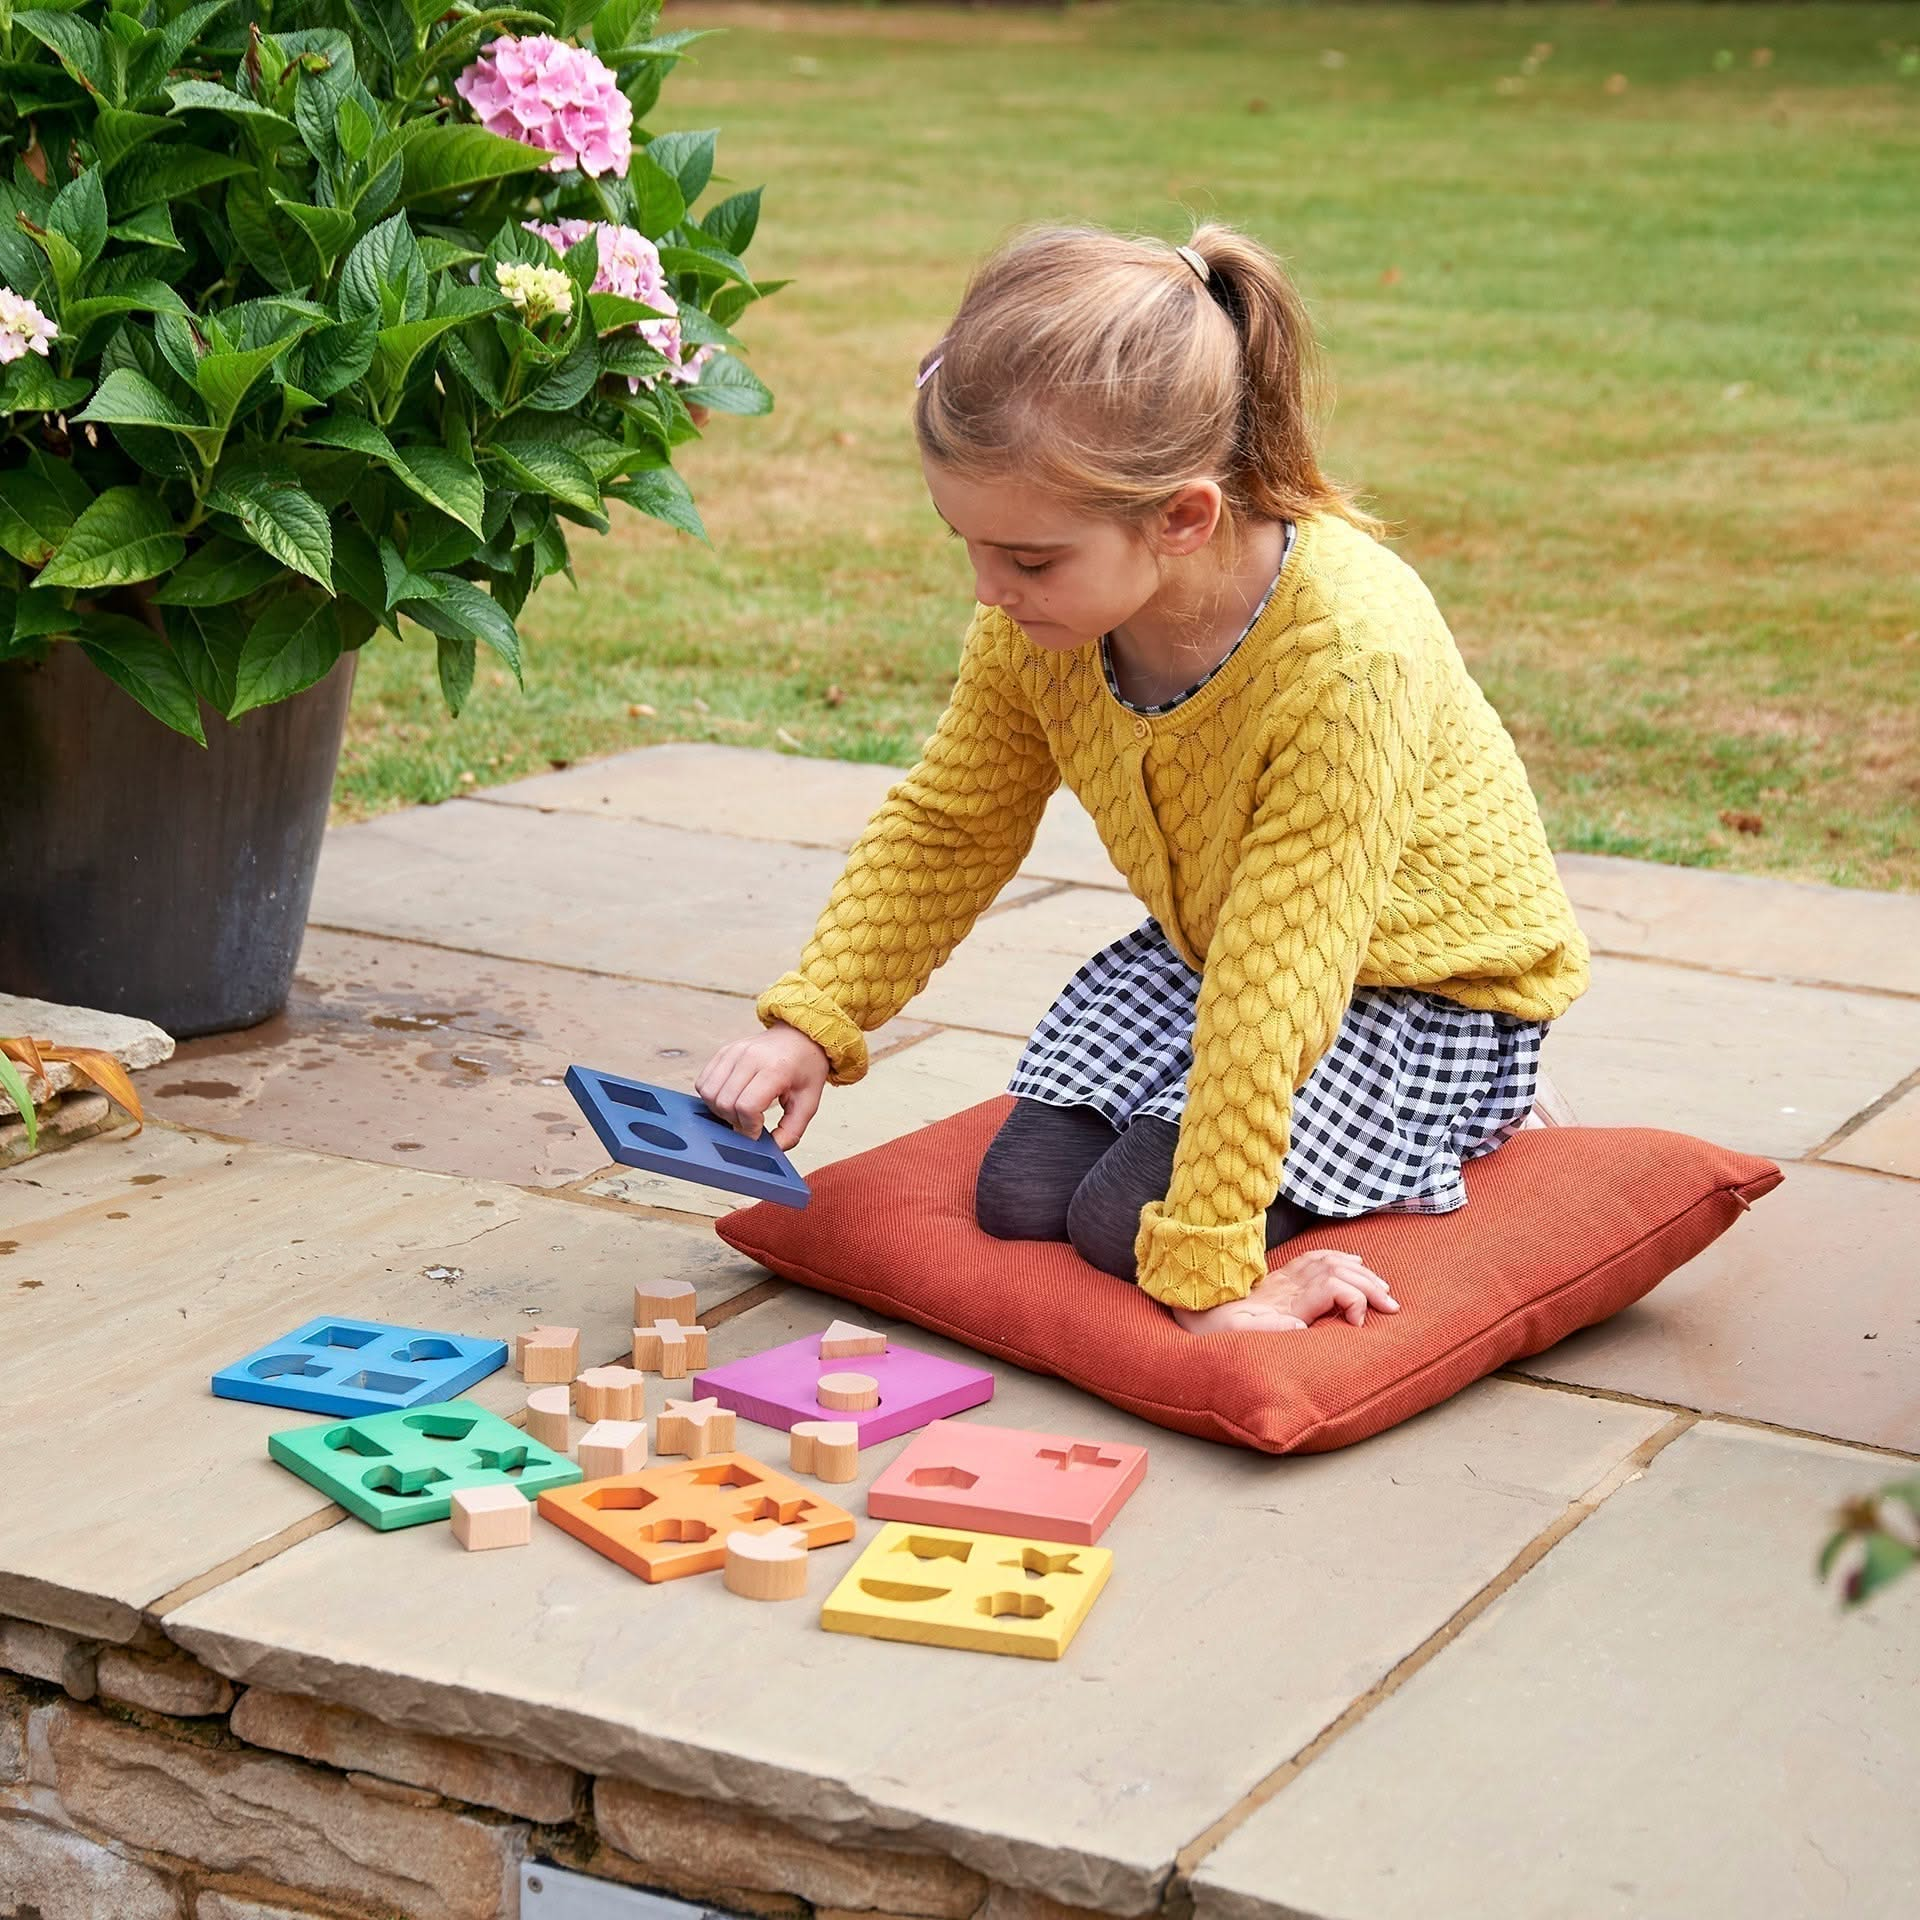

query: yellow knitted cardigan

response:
[756,511,1591,1310]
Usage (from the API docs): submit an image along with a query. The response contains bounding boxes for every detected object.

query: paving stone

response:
[1543,955,1920,1158]
[1516,1160,1920,1453]
[96,1646,236,1717]
[146,928,933,1191]
[1822,1083,1920,1179]
[308,800,1050,998]
[0,1809,187,1919]
[475,741,1121,891]
[1559,851,1920,996]
[0,1126,766,1641]
[904,887,1153,1037]
[40,1700,522,1920]
[231,1686,580,1823]
[594,1776,986,1914]
[585,1028,1024,1220]
[1189,1421,1920,1920]
[0,993,176,1071]
[169,1293,1665,1914]
[0,1617,95,1699]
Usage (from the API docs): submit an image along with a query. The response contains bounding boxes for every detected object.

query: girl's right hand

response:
[1169,1249,1398,1336]
[695,1022,831,1151]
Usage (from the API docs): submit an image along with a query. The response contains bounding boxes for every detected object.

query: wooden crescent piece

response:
[578,1419,648,1479]
[655,1397,736,1459]
[451,1484,530,1551]
[523,1386,573,1453]
[789,1420,860,1484]
[517,1325,580,1385]
[816,1371,879,1413]
[633,1278,699,1327]
[819,1319,887,1361]
[574,1365,645,1423]
[723,1526,810,1601]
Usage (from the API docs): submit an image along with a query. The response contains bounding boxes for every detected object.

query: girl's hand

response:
[695,1022,830,1150]
[1167,1248,1399,1337]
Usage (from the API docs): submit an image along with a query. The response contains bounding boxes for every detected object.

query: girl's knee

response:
[1065,1178,1141,1281]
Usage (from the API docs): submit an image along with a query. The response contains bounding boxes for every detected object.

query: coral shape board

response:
[820,1523,1113,1660]
[537,1453,856,1584]
[268,1400,580,1531]
[565,1064,810,1208]
[692,1335,993,1446]
[867,1420,1148,1545]
[212,1315,509,1416]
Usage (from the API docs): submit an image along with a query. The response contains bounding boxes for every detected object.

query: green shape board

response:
[268,1398,581,1530]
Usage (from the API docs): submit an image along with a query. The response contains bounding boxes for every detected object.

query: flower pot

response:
[0,642,357,1038]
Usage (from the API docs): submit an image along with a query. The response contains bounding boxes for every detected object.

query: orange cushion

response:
[712,1096,1783,1453]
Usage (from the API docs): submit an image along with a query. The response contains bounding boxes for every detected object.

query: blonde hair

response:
[913,220,1384,621]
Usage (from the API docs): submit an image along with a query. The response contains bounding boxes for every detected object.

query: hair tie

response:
[915,353,944,390]
[1175,242,1210,283]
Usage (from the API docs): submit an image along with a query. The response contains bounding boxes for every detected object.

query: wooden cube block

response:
[723,1525,810,1601]
[655,1397,736,1460]
[633,1278,699,1327]
[517,1325,580,1384]
[578,1419,648,1479]
[523,1386,573,1453]
[631,1319,709,1379]
[450,1484,530,1552]
[819,1319,887,1361]
[574,1365,646,1423]
[789,1420,859,1484]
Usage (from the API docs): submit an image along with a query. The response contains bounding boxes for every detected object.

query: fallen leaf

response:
[1320,50,1347,70]
[823,684,845,707]
[547,758,570,772]
[775,727,803,750]
[832,430,857,448]
[1604,73,1630,95]
[628,702,656,718]
[458,770,477,785]
[1718,809,1765,835]
[1751,47,1774,69]
[1379,265,1402,286]
[1246,98,1269,114]
[690,696,711,714]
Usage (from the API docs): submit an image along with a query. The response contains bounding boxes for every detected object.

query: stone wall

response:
[0,1621,1105,1920]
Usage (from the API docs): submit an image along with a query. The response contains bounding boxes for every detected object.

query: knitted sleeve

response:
[755,605,1061,1085]
[1133,648,1424,1311]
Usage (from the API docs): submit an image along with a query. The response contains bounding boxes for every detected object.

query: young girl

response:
[696,221,1590,1336]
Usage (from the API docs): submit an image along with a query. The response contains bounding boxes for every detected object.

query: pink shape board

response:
[691,1336,992,1447]
[866,1418,1148,1545]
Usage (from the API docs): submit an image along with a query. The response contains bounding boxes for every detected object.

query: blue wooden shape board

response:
[268,1399,580,1531]
[211,1315,509,1417]
[565,1065,811,1209]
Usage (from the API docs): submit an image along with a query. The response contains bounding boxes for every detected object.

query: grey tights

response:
[974,1096,1330,1284]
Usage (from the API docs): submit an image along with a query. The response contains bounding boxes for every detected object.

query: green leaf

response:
[73,365,208,435]
[605,467,708,545]
[588,290,674,334]
[336,93,374,163]
[162,600,246,714]
[151,536,285,607]
[388,445,484,534]
[229,589,343,718]
[519,334,600,412]
[196,331,310,433]
[0,468,77,566]
[112,145,248,212]
[398,122,555,204]
[59,279,189,338]
[698,187,760,258]
[339,212,424,325]
[483,439,603,519]
[372,302,500,396]
[227,176,312,293]
[15,11,110,101]
[298,412,396,462]
[645,128,717,205]
[13,587,80,640]
[273,196,355,267]
[38,487,186,588]
[681,347,771,416]
[624,151,686,239]
[332,519,390,629]
[408,572,521,683]
[166,79,298,141]
[127,1,235,100]
[294,311,379,401]
[434,631,475,715]
[93,109,172,173]
[206,466,333,589]
[0,1048,40,1153]
[76,611,206,742]
[377,535,438,609]
[107,201,184,252]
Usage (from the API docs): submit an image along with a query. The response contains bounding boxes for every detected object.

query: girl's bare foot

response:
[1169,1248,1399,1336]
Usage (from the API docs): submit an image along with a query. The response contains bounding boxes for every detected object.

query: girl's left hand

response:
[1168,1249,1398,1337]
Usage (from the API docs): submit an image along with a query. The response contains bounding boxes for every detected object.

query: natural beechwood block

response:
[516,1326,580,1384]
[723,1526,810,1601]
[632,1319,709,1379]
[819,1319,887,1360]
[575,1365,645,1422]
[450,1484,531,1551]
[634,1278,699,1326]
[523,1386,573,1453]
[816,1371,879,1412]
[655,1397,735,1459]
[789,1421,859,1483]
[578,1420,648,1478]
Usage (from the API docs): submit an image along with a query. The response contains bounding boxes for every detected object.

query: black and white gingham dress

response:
[1005,525,1549,1220]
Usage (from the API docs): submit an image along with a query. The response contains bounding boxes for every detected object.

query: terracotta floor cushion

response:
[712,1095,1783,1453]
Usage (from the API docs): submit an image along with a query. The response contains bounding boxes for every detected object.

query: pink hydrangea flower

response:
[456,35,633,179]
[524,219,721,393]
[0,286,58,365]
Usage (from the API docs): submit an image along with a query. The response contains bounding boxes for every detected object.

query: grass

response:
[336,1,1920,891]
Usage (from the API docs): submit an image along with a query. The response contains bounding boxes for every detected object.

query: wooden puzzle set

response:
[209,1071,1151,1660]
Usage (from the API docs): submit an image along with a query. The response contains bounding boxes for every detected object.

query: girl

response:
[696,221,1590,1336]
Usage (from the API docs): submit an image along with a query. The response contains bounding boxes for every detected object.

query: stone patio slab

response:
[583,1028,1024,1219]
[1188,1421,1920,1920]
[475,741,1123,891]
[1514,1160,1919,1454]
[1821,1083,1920,1178]
[1559,852,1920,997]
[1542,954,1920,1158]
[146,928,933,1190]
[308,799,1050,996]
[0,1127,765,1643]
[166,1286,1665,1913]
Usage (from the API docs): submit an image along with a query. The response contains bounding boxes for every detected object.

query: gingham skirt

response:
[1005,915,1549,1218]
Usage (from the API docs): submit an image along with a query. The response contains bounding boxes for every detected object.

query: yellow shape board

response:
[819,1522,1111,1660]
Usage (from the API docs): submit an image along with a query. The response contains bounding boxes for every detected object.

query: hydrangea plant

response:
[0,0,779,741]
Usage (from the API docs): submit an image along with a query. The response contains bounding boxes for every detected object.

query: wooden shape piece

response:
[517,1325,580,1384]
[450,1484,532,1552]
[523,1385,573,1453]
[789,1420,860,1484]
[692,1334,992,1446]
[633,1278,699,1327]
[723,1525,811,1601]
[819,1319,888,1361]
[632,1319,710,1380]
[578,1419,648,1479]
[574,1365,646,1423]
[816,1371,879,1413]
[655,1396,736,1459]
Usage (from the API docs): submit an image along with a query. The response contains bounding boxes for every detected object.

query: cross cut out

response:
[1037,1444,1122,1473]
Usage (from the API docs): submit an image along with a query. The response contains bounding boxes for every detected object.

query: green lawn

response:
[338,1,1920,891]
